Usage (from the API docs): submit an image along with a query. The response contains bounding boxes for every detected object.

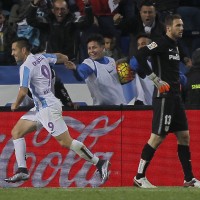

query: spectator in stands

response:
[113,0,165,57]
[0,9,15,65]
[65,33,127,105]
[183,48,200,105]
[75,0,121,48]
[26,0,93,62]
[103,32,124,61]
[176,6,200,57]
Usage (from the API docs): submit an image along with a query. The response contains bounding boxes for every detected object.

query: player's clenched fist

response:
[64,61,76,70]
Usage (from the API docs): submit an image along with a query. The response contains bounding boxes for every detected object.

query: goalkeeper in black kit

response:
[133,14,200,188]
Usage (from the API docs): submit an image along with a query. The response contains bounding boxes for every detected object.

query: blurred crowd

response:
[0,0,200,105]
[1,0,199,64]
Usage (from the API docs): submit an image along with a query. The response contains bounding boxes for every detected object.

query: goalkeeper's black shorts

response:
[152,95,188,136]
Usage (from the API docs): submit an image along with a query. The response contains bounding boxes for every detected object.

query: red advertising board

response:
[0,108,200,188]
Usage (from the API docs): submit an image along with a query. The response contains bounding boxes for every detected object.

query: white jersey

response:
[82,57,127,105]
[132,60,154,105]
[19,53,60,110]
[133,74,154,105]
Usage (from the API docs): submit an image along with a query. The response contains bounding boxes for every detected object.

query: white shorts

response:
[21,107,43,131]
[36,102,68,137]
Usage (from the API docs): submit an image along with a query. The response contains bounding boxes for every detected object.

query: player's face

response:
[167,19,184,40]
[140,6,156,27]
[52,1,69,22]
[137,37,151,50]
[11,42,25,63]
[87,41,104,60]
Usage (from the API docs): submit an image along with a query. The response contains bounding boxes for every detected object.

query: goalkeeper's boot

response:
[134,176,157,188]
[184,178,200,188]
[4,167,29,183]
[96,160,111,184]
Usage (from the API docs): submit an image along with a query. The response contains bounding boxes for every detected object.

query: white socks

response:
[13,138,27,168]
[13,138,99,168]
[70,140,99,165]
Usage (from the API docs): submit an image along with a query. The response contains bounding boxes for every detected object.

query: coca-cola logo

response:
[0,115,124,187]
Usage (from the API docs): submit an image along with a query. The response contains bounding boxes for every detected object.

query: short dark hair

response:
[12,37,32,51]
[136,32,151,41]
[165,14,182,26]
[138,0,156,10]
[102,32,114,40]
[86,34,105,46]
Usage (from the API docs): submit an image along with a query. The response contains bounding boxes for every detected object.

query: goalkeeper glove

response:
[148,73,170,93]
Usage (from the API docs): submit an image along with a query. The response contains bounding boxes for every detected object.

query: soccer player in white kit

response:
[4,37,110,184]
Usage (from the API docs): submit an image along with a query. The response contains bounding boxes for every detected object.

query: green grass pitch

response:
[1,187,200,200]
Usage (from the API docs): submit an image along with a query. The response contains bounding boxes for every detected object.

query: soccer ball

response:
[116,62,134,84]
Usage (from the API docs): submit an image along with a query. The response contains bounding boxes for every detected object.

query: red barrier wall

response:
[1,108,200,187]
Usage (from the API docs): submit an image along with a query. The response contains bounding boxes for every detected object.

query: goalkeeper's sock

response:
[178,144,194,182]
[136,143,155,179]
[13,138,27,168]
[70,139,99,165]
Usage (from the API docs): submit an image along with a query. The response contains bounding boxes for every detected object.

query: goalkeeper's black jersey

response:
[135,35,185,97]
